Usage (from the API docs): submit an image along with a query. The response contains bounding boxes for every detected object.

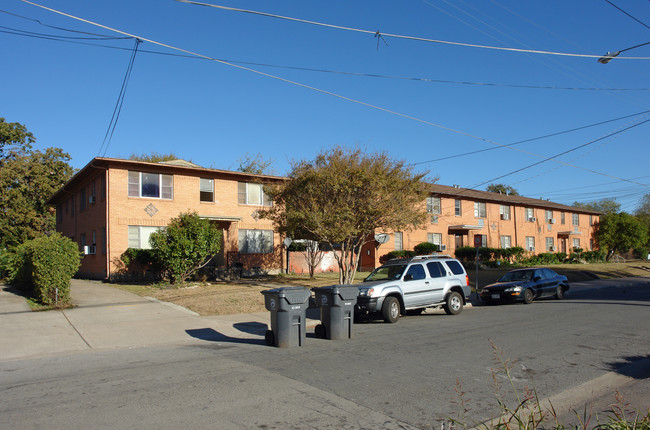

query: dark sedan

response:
[480,268,569,304]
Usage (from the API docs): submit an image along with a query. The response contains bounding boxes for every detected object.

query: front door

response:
[455,234,464,248]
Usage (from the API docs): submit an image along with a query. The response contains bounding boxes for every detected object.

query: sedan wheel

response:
[555,286,565,300]
[523,288,534,304]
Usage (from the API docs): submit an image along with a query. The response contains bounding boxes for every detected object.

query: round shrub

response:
[414,242,438,255]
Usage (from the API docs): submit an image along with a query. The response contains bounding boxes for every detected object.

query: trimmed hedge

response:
[9,234,81,305]
[413,242,439,255]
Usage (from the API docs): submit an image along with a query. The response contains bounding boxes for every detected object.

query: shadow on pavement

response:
[186,328,266,346]
[603,355,650,380]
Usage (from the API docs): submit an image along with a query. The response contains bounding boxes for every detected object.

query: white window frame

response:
[238,182,272,206]
[454,199,462,216]
[525,207,535,221]
[525,236,535,251]
[572,238,581,249]
[128,226,162,249]
[427,232,442,245]
[426,196,441,214]
[200,178,214,202]
[572,213,580,226]
[128,171,173,199]
[545,210,553,223]
[394,232,403,251]
[474,202,486,218]
[499,205,511,220]
[500,235,511,249]
[546,237,554,251]
[238,229,274,254]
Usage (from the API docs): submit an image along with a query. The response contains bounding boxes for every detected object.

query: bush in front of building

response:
[149,211,222,284]
[379,250,416,264]
[413,242,439,255]
[8,233,81,306]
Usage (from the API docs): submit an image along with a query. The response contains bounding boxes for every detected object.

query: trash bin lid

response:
[312,285,359,300]
[261,286,310,304]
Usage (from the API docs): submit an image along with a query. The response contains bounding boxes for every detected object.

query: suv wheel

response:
[382,296,400,323]
[444,291,463,315]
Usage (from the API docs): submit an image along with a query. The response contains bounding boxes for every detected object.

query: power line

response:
[19,0,647,188]
[413,109,650,166]
[175,0,650,60]
[4,21,649,91]
[98,38,141,157]
[603,0,650,31]
[0,8,129,38]
[471,118,650,189]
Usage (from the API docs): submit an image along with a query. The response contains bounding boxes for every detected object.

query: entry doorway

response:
[455,234,464,248]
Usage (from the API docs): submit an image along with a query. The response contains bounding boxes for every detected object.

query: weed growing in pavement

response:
[447,341,650,430]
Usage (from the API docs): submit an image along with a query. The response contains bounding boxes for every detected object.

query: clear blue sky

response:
[3,0,649,212]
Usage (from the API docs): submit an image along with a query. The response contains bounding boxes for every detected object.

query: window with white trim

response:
[525,208,535,221]
[427,232,442,246]
[200,178,214,202]
[238,182,271,206]
[572,213,580,226]
[128,226,161,249]
[525,236,535,251]
[426,196,441,214]
[561,212,566,225]
[572,238,581,249]
[454,199,462,216]
[500,235,511,249]
[546,237,554,251]
[499,205,511,220]
[238,229,273,254]
[394,232,403,251]
[545,210,553,223]
[474,202,486,218]
[128,172,173,199]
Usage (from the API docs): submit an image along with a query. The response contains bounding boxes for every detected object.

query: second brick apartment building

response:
[48,157,600,279]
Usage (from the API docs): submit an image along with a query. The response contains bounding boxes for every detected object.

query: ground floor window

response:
[128,226,161,249]
[572,238,581,250]
[394,232,403,251]
[500,235,511,249]
[427,232,442,245]
[238,229,273,254]
[525,236,535,252]
[546,237,554,251]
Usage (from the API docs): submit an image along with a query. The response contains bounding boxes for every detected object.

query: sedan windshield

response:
[499,270,533,282]
[364,264,407,282]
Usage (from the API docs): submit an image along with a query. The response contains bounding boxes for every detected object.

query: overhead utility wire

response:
[4,22,649,91]
[175,0,650,60]
[98,38,141,157]
[412,109,650,166]
[20,0,645,187]
[471,118,650,189]
[603,0,650,31]
[0,25,132,40]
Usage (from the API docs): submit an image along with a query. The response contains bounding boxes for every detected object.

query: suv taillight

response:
[466,275,469,286]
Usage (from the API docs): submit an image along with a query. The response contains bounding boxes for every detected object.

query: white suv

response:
[355,254,470,323]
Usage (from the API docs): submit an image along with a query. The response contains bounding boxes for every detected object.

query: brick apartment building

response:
[48,157,600,279]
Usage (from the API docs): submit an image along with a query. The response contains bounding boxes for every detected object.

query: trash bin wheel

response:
[314,324,326,339]
[264,330,275,346]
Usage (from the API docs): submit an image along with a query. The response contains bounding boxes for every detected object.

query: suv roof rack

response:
[411,254,452,260]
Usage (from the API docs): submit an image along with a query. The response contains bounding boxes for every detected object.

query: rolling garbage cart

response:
[261,287,311,347]
[312,285,359,340]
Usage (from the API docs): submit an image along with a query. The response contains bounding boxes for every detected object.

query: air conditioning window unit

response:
[500,214,510,220]
[89,195,96,204]
[550,218,556,224]
[549,246,555,251]
[83,245,96,255]
[438,244,447,251]
[528,247,535,251]
[529,217,536,222]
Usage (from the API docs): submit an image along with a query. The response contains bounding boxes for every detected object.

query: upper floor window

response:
[525,208,535,221]
[572,213,580,226]
[128,171,173,199]
[474,202,486,218]
[200,178,214,202]
[545,210,553,223]
[499,205,511,220]
[426,196,441,214]
[561,212,566,225]
[455,199,462,216]
[238,182,271,206]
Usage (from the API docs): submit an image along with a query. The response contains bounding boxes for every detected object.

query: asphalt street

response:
[0,277,648,429]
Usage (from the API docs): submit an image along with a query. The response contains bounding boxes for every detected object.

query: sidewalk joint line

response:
[62,311,92,349]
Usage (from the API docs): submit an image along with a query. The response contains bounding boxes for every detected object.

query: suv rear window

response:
[426,262,445,278]
[444,260,465,275]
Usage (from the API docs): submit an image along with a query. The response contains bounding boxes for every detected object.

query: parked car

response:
[355,254,470,323]
[480,268,569,304]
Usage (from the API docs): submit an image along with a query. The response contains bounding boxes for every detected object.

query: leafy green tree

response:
[596,213,648,258]
[573,199,621,215]
[486,183,519,195]
[0,121,74,249]
[128,152,185,163]
[149,212,222,284]
[260,146,429,284]
[236,152,275,175]
[0,117,35,160]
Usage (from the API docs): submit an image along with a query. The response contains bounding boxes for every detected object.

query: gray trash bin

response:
[312,285,359,340]
[261,287,311,347]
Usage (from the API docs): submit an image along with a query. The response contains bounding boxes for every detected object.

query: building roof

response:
[429,183,601,215]
[47,157,601,216]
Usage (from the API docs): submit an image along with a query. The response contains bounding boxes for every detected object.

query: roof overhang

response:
[199,215,242,222]
[557,230,581,236]
[448,225,483,231]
